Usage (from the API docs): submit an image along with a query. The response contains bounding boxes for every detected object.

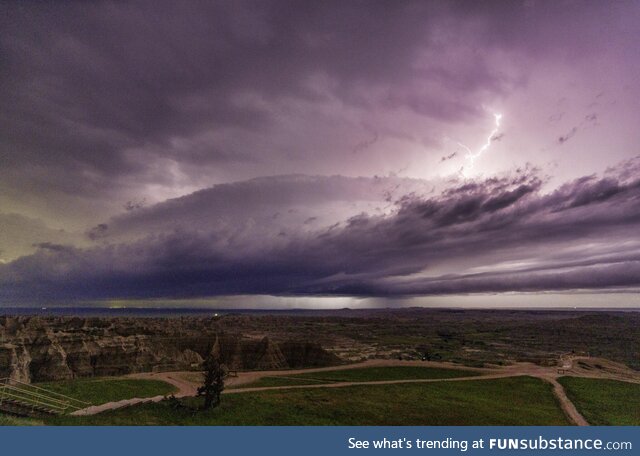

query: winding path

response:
[70,357,637,423]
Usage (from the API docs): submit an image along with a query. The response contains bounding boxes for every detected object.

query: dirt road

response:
[223,359,491,388]
[70,357,638,422]
[545,377,589,426]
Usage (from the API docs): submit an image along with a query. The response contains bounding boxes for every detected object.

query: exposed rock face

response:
[0,316,341,383]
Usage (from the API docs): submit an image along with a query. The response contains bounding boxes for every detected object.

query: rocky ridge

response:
[0,316,341,382]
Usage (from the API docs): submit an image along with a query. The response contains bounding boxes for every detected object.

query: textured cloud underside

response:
[2,157,639,301]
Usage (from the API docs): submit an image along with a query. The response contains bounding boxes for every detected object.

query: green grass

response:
[46,376,569,425]
[0,414,43,426]
[230,366,479,389]
[558,377,640,425]
[35,378,178,406]
[292,366,480,382]
[230,376,326,389]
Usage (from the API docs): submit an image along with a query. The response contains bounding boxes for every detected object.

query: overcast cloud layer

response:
[1,1,639,305]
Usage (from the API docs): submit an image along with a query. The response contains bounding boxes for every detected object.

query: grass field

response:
[35,378,178,406]
[291,365,480,382]
[0,415,43,426]
[230,376,326,388]
[229,366,480,389]
[558,377,640,425]
[46,376,568,425]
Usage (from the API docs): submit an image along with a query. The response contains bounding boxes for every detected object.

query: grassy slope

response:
[230,366,480,389]
[36,378,178,406]
[0,415,43,426]
[48,376,568,426]
[558,377,640,425]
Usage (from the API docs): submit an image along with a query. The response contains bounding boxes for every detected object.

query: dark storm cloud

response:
[449,0,636,59]
[1,0,623,204]
[2,157,640,301]
[0,1,441,196]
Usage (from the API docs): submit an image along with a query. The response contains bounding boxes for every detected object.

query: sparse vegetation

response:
[558,377,640,425]
[195,310,640,370]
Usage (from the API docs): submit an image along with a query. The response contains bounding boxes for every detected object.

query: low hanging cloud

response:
[1,157,639,303]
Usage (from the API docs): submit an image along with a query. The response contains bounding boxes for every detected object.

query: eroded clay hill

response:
[0,316,341,382]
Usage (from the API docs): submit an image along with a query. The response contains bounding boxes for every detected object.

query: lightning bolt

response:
[458,112,502,177]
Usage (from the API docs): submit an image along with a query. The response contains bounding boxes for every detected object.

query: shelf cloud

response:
[2,158,639,302]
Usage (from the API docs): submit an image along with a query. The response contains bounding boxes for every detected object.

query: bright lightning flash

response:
[458,112,502,177]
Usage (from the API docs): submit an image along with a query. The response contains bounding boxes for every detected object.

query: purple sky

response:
[1,1,639,307]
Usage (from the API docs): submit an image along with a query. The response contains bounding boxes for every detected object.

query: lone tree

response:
[197,353,225,410]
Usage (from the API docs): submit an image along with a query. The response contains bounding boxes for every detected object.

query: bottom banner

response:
[0,426,637,455]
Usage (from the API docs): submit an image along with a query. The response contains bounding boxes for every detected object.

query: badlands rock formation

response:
[0,316,341,383]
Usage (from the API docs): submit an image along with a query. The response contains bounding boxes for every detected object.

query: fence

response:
[0,377,90,416]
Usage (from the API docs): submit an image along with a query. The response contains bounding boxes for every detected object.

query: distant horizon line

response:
[1,305,639,313]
